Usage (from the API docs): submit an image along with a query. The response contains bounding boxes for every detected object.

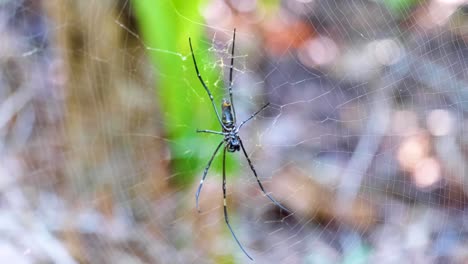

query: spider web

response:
[2,0,468,263]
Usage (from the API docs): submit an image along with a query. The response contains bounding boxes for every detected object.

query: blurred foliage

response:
[262,0,281,11]
[132,0,236,185]
[383,0,422,16]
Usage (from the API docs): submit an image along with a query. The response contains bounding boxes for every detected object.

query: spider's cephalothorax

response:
[189,29,290,260]
[225,134,240,152]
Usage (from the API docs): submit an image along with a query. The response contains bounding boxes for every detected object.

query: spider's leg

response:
[189,38,226,130]
[196,129,225,135]
[228,28,237,123]
[196,140,224,212]
[222,145,254,260]
[239,139,290,213]
[236,103,270,132]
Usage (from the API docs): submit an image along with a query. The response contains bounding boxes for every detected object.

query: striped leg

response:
[189,37,226,130]
[236,103,270,132]
[228,29,237,123]
[223,146,253,260]
[196,129,225,135]
[196,140,224,212]
[239,139,290,213]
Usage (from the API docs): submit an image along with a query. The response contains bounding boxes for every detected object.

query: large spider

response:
[189,29,290,260]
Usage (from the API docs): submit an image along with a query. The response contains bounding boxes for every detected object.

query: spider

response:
[189,29,290,260]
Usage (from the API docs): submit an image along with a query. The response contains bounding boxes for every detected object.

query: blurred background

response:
[1,0,468,263]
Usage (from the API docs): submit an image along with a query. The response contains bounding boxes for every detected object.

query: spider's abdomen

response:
[222,99,235,130]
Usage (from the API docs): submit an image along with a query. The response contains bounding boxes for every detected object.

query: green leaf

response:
[383,0,421,17]
[132,0,234,185]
